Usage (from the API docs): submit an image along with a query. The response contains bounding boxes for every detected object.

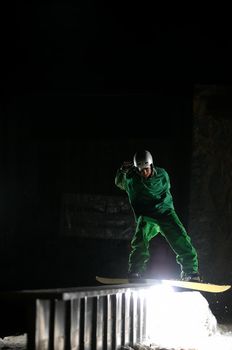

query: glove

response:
[120,161,134,173]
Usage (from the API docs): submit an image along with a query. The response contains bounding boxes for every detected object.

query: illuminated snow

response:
[136,286,232,350]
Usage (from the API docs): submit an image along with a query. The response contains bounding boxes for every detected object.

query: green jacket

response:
[115,166,174,220]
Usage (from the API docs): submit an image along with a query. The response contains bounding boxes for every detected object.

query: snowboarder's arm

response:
[115,161,133,190]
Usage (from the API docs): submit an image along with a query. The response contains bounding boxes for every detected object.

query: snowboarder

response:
[115,149,201,282]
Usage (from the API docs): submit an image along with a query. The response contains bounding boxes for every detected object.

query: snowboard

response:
[96,276,231,293]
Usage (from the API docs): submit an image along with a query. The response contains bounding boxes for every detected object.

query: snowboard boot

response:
[181,272,202,282]
[128,272,143,283]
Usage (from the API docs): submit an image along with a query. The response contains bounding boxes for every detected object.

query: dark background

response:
[1,1,232,335]
[2,3,232,91]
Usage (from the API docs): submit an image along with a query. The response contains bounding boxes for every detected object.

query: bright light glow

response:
[137,286,232,350]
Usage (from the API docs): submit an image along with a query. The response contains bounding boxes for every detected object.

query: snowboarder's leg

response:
[159,210,199,277]
[128,216,160,276]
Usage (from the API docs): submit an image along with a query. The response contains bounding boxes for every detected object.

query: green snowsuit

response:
[115,166,199,276]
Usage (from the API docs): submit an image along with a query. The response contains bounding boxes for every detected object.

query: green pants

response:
[128,210,199,275]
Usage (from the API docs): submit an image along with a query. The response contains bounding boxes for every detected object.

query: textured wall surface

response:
[62,193,135,239]
[189,86,232,283]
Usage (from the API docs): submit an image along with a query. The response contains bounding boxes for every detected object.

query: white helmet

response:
[133,150,153,171]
